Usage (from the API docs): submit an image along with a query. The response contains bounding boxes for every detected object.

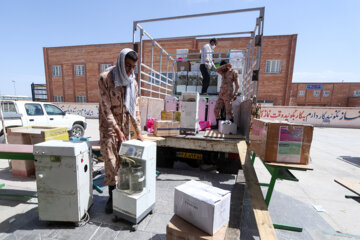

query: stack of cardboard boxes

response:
[153,111,181,137]
[250,119,314,164]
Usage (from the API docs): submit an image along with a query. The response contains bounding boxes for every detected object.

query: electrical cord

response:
[77,211,90,227]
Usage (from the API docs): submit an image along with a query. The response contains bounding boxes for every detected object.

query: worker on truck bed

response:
[213,60,239,129]
[98,48,144,214]
[200,38,217,95]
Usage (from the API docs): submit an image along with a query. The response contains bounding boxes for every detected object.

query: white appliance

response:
[180,92,199,134]
[33,140,92,223]
[219,120,237,135]
[208,97,218,126]
[113,140,157,224]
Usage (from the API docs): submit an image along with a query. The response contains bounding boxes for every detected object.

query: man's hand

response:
[137,133,144,142]
[233,95,237,101]
[115,128,126,142]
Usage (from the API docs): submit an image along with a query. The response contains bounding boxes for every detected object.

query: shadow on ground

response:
[239,186,359,240]
[0,167,36,182]
[337,156,360,168]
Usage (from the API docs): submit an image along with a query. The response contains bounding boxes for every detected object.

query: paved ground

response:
[0,167,236,240]
[0,120,359,240]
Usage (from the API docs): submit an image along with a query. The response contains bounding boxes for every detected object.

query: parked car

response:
[0,101,87,141]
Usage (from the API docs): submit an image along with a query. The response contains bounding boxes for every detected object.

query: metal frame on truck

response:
[132,7,265,101]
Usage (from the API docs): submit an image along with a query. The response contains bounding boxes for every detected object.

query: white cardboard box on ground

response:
[174,180,231,235]
[219,121,237,135]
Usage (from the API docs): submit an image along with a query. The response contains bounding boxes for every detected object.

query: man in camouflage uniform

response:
[213,61,239,128]
[98,48,143,213]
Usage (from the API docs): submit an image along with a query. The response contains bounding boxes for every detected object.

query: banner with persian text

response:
[260,106,360,128]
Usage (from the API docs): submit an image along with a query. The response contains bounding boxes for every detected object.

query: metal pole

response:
[150,40,155,98]
[132,22,137,44]
[256,11,265,100]
[251,32,256,97]
[159,49,163,97]
[166,55,169,96]
[138,29,144,96]
[135,7,265,24]
[154,31,253,41]
[12,80,16,96]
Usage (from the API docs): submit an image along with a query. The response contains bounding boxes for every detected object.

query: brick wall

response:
[348,97,360,107]
[291,82,360,107]
[44,35,298,104]
[258,35,297,105]
[44,43,132,103]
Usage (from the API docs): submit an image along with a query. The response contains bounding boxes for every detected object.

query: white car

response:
[0,101,87,140]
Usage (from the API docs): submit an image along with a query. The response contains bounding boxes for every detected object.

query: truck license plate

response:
[176,152,203,160]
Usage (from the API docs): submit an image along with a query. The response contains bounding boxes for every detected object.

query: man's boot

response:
[105,185,115,214]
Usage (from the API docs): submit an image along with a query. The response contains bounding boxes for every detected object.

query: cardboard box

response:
[161,111,181,121]
[154,120,180,137]
[166,215,227,240]
[250,119,314,164]
[188,49,201,60]
[7,126,69,177]
[174,180,231,235]
[218,121,237,135]
[177,62,191,72]
[130,122,138,140]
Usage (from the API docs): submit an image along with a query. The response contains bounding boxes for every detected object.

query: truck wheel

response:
[69,124,85,138]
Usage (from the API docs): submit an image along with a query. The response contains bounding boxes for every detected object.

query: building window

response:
[52,65,62,77]
[54,96,64,102]
[76,96,86,102]
[323,90,330,97]
[100,64,112,73]
[74,65,85,76]
[354,90,360,97]
[298,90,305,97]
[314,90,320,97]
[265,60,281,74]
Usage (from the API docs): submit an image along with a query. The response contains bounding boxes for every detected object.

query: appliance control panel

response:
[119,145,144,159]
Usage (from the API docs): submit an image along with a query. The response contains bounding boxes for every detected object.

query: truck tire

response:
[69,124,85,138]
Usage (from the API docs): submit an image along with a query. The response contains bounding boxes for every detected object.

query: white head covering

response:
[112,48,137,120]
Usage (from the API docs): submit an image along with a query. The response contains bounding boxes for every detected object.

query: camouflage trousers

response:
[214,97,233,120]
[100,134,122,186]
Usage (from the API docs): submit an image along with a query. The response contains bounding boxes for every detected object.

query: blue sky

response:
[0,0,359,96]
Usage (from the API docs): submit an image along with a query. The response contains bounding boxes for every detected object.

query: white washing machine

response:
[33,140,92,223]
[113,140,157,224]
